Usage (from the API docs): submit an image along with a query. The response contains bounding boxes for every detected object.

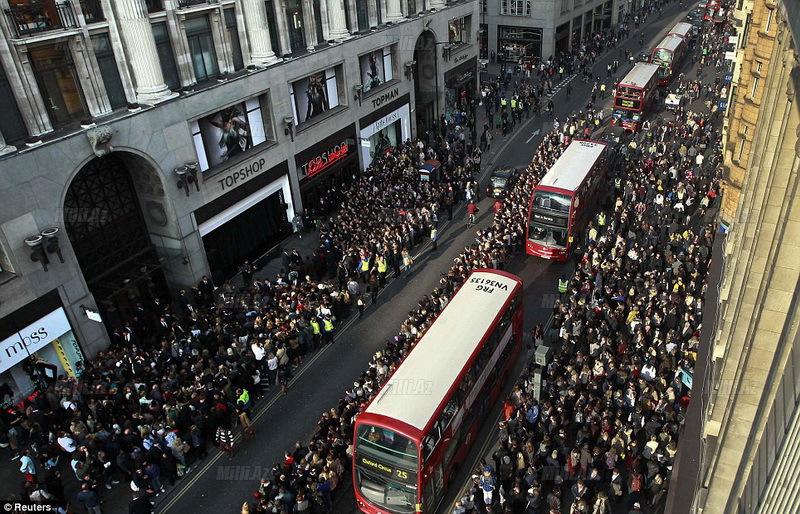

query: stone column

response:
[241,0,279,65]
[386,0,401,22]
[112,0,175,104]
[326,0,351,40]
[301,0,319,52]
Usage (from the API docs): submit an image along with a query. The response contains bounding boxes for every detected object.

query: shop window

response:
[0,62,27,144]
[91,34,127,109]
[359,46,394,93]
[224,8,245,71]
[29,43,88,129]
[185,16,219,82]
[289,65,342,126]
[190,93,273,172]
[501,0,531,16]
[152,22,181,90]
[449,16,471,45]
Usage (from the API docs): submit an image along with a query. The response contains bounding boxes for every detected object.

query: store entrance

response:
[64,152,169,338]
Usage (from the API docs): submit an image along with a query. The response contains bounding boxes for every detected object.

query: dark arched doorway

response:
[414,30,438,134]
[64,153,169,335]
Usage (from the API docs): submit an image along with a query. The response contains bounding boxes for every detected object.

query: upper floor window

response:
[152,22,181,90]
[191,94,273,172]
[359,46,394,93]
[764,9,774,33]
[4,0,78,38]
[224,8,245,72]
[185,16,219,82]
[501,0,531,16]
[0,63,27,144]
[29,43,88,129]
[91,34,126,109]
[449,16,471,45]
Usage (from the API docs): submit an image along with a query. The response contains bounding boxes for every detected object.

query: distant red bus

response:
[611,63,660,132]
[353,269,524,514]
[526,140,609,261]
[667,21,693,40]
[651,34,687,86]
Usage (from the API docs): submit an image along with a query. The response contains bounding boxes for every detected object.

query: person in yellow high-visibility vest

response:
[309,318,321,349]
[374,254,388,287]
[558,275,569,295]
[430,227,438,251]
[322,315,335,344]
[359,256,370,284]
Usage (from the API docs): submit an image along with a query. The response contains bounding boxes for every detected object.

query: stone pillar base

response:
[137,88,179,106]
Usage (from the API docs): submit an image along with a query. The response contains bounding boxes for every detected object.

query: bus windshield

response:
[652,49,672,65]
[528,223,567,249]
[533,191,571,213]
[355,424,418,513]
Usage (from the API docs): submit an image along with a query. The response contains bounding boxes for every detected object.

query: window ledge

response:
[295,105,348,134]
[201,141,278,180]
[362,79,402,99]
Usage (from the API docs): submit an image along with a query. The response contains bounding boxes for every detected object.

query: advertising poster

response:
[291,68,340,124]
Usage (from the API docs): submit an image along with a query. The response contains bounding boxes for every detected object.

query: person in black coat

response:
[128,490,154,514]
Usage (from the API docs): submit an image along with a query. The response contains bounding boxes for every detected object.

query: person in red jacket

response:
[467,202,479,227]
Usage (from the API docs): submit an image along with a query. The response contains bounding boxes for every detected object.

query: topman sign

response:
[370,88,400,108]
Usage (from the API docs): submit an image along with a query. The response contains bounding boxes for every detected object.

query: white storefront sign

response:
[0,308,73,373]
[359,104,411,170]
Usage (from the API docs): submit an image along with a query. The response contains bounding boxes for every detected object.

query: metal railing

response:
[177,0,211,8]
[4,0,77,38]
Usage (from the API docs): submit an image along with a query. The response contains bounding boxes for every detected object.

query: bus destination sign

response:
[358,456,417,485]
[532,212,569,227]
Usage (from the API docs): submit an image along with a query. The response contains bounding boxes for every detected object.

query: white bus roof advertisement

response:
[363,271,519,432]
[538,140,607,193]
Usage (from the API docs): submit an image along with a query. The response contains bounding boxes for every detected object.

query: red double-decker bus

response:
[667,21,693,40]
[651,34,687,86]
[610,62,660,131]
[526,140,609,261]
[353,269,524,514]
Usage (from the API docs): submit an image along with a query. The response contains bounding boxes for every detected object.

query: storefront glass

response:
[0,308,85,407]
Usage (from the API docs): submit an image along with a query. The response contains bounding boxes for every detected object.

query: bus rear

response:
[651,36,683,86]
[611,63,660,131]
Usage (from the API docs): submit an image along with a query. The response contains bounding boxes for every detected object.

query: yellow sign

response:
[621,100,634,108]
[51,338,76,377]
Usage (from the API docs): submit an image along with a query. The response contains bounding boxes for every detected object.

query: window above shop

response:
[449,16,471,46]
[359,46,395,96]
[190,93,275,173]
[501,0,531,16]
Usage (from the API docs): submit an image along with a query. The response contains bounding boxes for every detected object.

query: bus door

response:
[422,463,445,512]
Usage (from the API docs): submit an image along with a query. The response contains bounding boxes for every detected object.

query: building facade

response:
[670,0,800,512]
[481,0,623,66]
[0,0,479,403]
